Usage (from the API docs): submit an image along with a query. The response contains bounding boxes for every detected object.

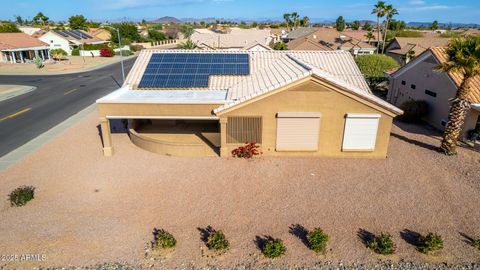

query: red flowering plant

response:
[100,47,114,57]
[231,142,262,159]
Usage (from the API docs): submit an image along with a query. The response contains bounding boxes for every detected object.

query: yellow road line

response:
[64,89,78,95]
[0,108,31,121]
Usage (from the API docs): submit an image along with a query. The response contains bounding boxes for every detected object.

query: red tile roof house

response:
[0,33,51,63]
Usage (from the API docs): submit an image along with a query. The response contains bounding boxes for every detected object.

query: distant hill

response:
[408,21,480,28]
[151,16,182,24]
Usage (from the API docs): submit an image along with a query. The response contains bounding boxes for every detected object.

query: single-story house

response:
[387,47,480,138]
[385,37,450,65]
[96,50,402,158]
[86,28,111,41]
[38,29,108,55]
[191,28,272,50]
[287,28,376,56]
[283,27,317,42]
[0,33,50,63]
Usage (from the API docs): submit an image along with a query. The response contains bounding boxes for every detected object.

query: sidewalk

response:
[0,54,137,76]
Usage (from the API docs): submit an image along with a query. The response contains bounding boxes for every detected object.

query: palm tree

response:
[291,12,300,29]
[371,1,386,53]
[300,16,310,27]
[365,31,375,44]
[382,4,398,53]
[177,39,197,50]
[283,13,291,31]
[436,36,480,155]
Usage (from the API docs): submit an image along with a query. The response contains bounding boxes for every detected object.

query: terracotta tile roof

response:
[388,37,450,56]
[0,33,48,50]
[430,47,480,103]
[287,28,375,51]
[191,28,271,49]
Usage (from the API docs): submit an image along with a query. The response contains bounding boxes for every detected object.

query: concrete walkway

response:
[0,85,36,102]
[0,104,96,172]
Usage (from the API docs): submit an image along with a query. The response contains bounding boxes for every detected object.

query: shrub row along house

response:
[96,50,402,158]
[387,47,480,139]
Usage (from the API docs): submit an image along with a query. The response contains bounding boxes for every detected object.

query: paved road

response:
[0,58,136,157]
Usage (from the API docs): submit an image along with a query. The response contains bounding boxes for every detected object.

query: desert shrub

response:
[231,142,261,159]
[152,228,176,249]
[273,42,288,50]
[355,54,399,91]
[50,48,67,60]
[100,47,114,57]
[129,44,144,52]
[115,49,132,56]
[34,56,44,69]
[82,43,108,50]
[308,228,329,253]
[9,186,35,207]
[398,100,429,123]
[473,239,480,251]
[368,233,396,255]
[206,230,229,251]
[262,238,286,258]
[71,48,80,56]
[418,232,443,254]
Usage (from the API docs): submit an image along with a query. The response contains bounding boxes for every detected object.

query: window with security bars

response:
[226,117,262,144]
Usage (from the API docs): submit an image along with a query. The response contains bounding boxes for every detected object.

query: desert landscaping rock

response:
[0,111,479,269]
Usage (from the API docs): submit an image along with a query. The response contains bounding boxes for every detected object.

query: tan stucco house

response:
[385,37,450,65]
[96,50,402,158]
[0,33,50,63]
[387,47,480,138]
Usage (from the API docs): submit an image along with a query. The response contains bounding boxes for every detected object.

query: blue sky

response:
[1,0,479,24]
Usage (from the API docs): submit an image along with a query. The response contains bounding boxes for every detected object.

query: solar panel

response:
[54,29,69,37]
[138,53,250,89]
[65,30,82,39]
[72,30,93,39]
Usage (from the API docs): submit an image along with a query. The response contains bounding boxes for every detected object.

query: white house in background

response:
[191,28,272,50]
[39,29,107,55]
[0,33,50,63]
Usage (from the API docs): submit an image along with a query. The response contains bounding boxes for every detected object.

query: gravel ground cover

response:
[0,112,479,269]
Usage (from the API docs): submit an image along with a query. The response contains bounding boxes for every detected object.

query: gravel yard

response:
[0,111,479,269]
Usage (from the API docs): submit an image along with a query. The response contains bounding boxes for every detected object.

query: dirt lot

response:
[0,112,479,269]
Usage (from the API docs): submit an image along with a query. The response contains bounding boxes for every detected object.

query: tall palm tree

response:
[291,12,300,29]
[283,13,291,31]
[436,36,480,155]
[382,4,398,53]
[371,1,386,53]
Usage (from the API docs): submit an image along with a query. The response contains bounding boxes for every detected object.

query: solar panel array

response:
[53,29,93,40]
[138,53,250,88]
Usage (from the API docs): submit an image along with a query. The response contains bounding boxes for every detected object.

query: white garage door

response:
[342,113,381,151]
[276,112,321,151]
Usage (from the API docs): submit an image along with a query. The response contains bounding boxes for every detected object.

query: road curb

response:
[0,55,137,76]
[0,103,97,172]
[0,85,37,102]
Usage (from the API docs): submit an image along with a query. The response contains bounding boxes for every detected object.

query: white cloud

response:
[408,0,426,5]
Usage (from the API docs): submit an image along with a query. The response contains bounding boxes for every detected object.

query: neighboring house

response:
[38,29,107,55]
[283,27,317,42]
[0,33,50,63]
[287,28,376,56]
[87,28,111,41]
[387,47,480,138]
[341,29,383,47]
[242,41,272,51]
[96,50,402,158]
[385,37,450,65]
[269,28,287,44]
[191,28,272,50]
[461,28,480,37]
[18,26,42,36]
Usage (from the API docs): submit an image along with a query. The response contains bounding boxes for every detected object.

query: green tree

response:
[291,12,300,29]
[371,1,387,52]
[0,22,21,33]
[273,42,288,50]
[180,24,194,38]
[177,39,197,49]
[109,22,141,44]
[69,15,88,30]
[382,4,398,53]
[363,21,372,31]
[365,31,375,44]
[148,29,167,41]
[435,36,480,155]
[15,15,23,25]
[335,16,346,31]
[355,54,399,90]
[300,16,310,27]
[33,12,49,26]
[283,13,291,30]
[431,20,439,31]
[351,20,360,30]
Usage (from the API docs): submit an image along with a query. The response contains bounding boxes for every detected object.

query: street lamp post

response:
[113,28,125,83]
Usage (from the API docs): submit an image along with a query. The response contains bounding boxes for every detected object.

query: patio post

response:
[219,118,228,157]
[100,117,114,156]
[11,51,16,63]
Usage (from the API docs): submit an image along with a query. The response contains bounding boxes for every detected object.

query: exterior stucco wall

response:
[219,79,395,158]
[39,32,72,55]
[387,54,460,132]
